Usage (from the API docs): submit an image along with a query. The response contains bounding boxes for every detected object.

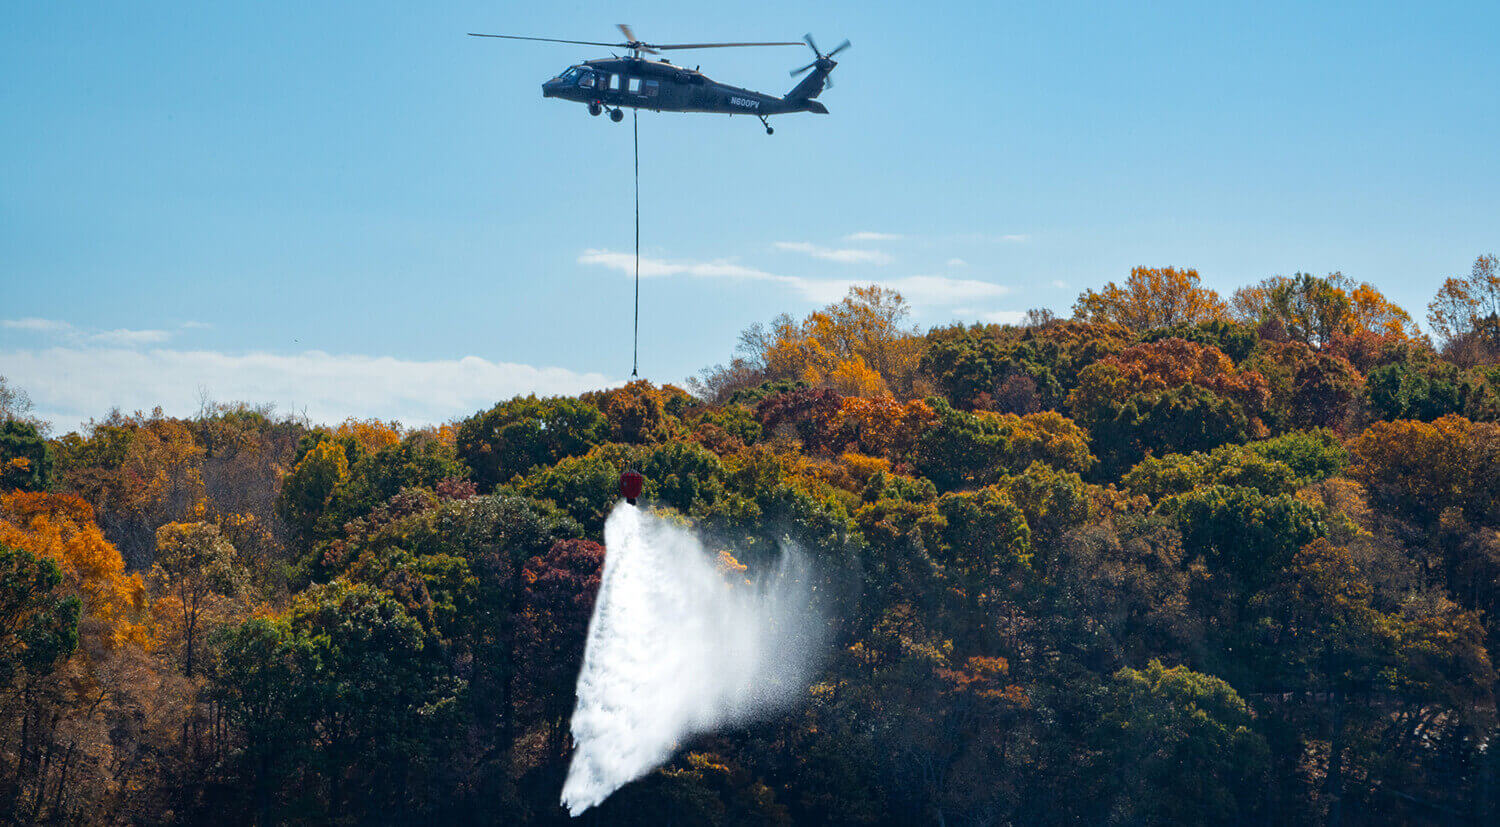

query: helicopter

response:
[467,25,849,134]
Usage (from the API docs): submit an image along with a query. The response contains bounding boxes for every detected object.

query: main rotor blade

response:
[651,41,802,50]
[827,39,851,57]
[467,33,623,48]
[617,23,638,43]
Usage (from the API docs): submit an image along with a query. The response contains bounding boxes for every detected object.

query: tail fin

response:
[785,68,830,104]
[784,35,848,111]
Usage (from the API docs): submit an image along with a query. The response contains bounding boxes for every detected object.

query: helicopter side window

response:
[608,74,620,91]
[644,80,659,98]
[578,71,596,88]
[627,77,642,95]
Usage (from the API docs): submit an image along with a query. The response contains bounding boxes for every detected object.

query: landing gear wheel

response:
[765,126,774,135]
[610,108,624,122]
[588,102,602,117]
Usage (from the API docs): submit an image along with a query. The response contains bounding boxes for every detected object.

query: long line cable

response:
[632,108,640,377]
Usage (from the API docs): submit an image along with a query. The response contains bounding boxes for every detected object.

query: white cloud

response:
[579,249,1006,310]
[3,318,75,334]
[578,249,792,283]
[3,346,617,434]
[881,275,1009,306]
[1000,234,1029,243]
[773,241,892,265]
[947,258,968,268]
[1051,280,1069,289]
[90,328,174,346]
[843,231,903,242]
[4,317,176,346]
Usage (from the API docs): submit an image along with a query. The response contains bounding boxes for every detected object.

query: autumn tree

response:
[1428,254,1500,362]
[1233,272,1419,347]
[1348,415,1500,527]
[0,491,147,648]
[585,380,679,444]
[150,521,244,677]
[1072,266,1229,332]
[517,538,604,754]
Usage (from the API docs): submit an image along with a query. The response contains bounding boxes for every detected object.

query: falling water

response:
[560,504,825,815]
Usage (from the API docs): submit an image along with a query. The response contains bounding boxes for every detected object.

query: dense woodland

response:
[5,257,1500,824]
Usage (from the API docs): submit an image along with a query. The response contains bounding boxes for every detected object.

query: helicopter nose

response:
[542,80,556,98]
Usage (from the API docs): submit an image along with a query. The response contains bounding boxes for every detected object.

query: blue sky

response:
[3,1,1496,431]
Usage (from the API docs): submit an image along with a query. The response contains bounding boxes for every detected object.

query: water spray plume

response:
[560,504,826,815]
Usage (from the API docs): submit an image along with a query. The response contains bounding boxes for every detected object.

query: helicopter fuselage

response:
[541,57,828,117]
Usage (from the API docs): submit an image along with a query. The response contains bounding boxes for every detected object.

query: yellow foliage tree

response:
[0,491,148,648]
[333,418,403,454]
[754,285,923,398]
[1072,266,1229,332]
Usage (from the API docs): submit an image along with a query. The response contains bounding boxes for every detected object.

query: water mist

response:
[560,504,825,815]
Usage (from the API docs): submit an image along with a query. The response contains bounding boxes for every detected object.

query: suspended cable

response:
[632,108,640,377]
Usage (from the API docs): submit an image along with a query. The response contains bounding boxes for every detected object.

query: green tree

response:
[456,395,607,491]
[214,581,459,822]
[0,542,80,686]
[0,421,52,493]
[1098,660,1268,824]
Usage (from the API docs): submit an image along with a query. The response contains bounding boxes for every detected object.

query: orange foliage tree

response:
[1072,267,1229,332]
[747,285,924,398]
[0,491,148,648]
[1069,338,1271,421]
[1347,415,1500,527]
[834,396,936,460]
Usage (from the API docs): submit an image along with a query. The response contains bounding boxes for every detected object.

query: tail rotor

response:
[789,34,849,93]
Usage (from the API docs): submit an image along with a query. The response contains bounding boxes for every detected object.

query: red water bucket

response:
[619,469,644,505]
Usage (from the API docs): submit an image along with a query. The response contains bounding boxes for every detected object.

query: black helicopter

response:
[467,25,849,134]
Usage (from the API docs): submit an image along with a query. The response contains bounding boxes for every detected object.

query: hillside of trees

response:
[3,256,1500,824]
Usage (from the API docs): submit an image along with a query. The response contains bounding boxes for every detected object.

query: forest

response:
[4,256,1500,825]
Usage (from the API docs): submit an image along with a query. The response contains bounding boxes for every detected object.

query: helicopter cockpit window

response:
[559,67,582,82]
[578,70,596,88]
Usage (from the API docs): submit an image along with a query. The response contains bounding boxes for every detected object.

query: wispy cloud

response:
[578,249,1007,309]
[1051,279,1069,289]
[578,249,793,284]
[4,318,184,347]
[3,346,617,434]
[843,231,903,242]
[947,258,968,268]
[773,241,893,266]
